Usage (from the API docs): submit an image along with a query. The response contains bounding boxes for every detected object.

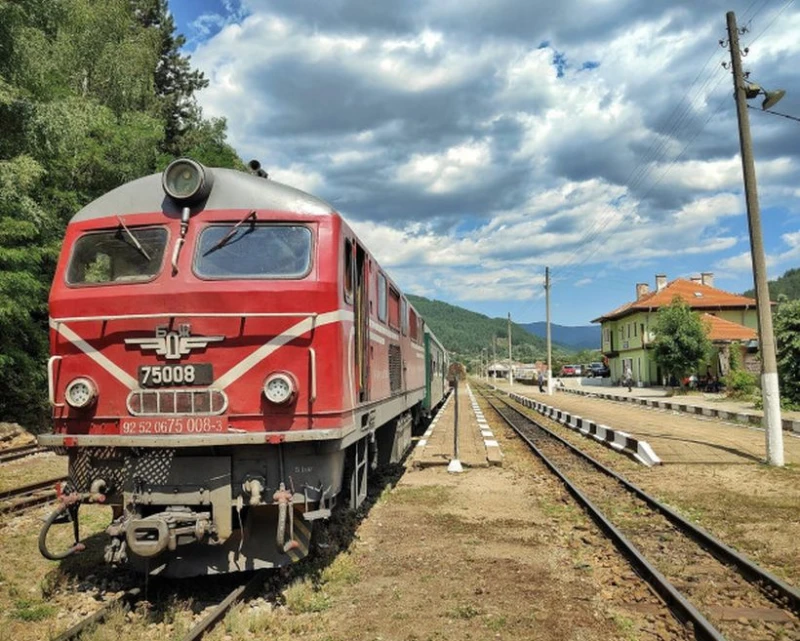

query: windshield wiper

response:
[116,215,151,261]
[203,210,257,256]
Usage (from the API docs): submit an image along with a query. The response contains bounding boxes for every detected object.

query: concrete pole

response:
[726,11,783,466]
[492,337,497,383]
[546,266,553,395]
[507,312,514,386]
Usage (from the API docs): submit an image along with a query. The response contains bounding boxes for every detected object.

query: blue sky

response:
[169,0,800,327]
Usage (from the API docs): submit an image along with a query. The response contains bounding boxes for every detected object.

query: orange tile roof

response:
[592,278,758,322]
[701,314,757,342]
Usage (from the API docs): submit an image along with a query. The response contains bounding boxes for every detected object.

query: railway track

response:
[50,571,266,641]
[476,386,800,641]
[0,476,67,515]
[0,443,48,464]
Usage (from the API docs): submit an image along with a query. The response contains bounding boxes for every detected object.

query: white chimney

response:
[636,283,650,300]
[655,274,667,291]
[691,276,702,284]
[701,272,714,288]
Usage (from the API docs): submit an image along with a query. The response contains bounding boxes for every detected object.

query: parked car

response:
[587,362,610,377]
[573,364,583,376]
[560,364,576,377]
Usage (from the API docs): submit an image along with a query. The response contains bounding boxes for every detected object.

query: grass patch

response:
[485,614,507,631]
[319,554,359,591]
[284,580,331,614]
[390,485,451,508]
[11,599,55,621]
[610,611,638,641]
[446,603,482,620]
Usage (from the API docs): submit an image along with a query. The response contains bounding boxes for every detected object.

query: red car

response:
[560,364,576,377]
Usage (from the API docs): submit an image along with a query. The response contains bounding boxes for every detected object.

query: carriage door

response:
[354,243,370,402]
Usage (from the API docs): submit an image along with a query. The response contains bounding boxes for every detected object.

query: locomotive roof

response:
[71,167,336,223]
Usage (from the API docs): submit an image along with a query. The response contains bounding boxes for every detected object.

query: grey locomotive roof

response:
[71,167,336,222]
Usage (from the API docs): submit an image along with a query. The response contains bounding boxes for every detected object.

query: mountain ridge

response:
[520,321,600,350]
[407,294,573,361]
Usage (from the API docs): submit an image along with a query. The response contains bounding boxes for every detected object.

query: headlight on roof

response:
[65,377,97,409]
[162,158,213,203]
[263,373,296,405]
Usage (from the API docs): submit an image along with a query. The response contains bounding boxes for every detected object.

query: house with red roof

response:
[591,273,760,385]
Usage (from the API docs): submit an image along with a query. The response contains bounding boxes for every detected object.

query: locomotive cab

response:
[39,159,437,576]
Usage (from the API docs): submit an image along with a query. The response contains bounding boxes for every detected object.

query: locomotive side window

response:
[195,224,312,279]
[67,227,167,285]
[388,286,400,330]
[377,272,387,322]
[344,239,353,304]
[400,298,408,335]
[409,307,418,341]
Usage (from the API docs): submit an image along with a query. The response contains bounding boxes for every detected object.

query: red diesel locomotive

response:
[39,158,448,576]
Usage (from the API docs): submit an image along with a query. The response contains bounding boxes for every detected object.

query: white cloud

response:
[185,1,800,321]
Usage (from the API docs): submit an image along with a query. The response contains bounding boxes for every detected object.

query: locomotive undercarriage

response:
[46,411,415,576]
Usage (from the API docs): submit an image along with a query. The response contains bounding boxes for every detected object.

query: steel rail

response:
[0,444,46,464]
[477,389,733,641]
[0,476,68,514]
[51,588,142,641]
[482,387,800,613]
[180,570,267,641]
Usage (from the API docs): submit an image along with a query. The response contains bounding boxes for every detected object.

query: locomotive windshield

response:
[67,227,168,285]
[195,224,312,278]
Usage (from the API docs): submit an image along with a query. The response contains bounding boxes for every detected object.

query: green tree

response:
[774,298,800,405]
[133,0,210,154]
[0,156,58,427]
[651,297,712,389]
[0,0,243,430]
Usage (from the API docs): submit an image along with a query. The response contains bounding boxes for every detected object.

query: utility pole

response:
[545,266,553,395]
[726,10,783,466]
[492,337,497,383]
[507,312,514,386]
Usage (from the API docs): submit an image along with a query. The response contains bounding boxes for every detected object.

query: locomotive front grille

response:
[126,388,228,416]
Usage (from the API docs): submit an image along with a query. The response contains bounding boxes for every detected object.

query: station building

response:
[592,273,760,386]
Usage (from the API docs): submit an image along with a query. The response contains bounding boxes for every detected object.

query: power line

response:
[549,0,796,287]
[744,0,795,46]
[748,104,800,122]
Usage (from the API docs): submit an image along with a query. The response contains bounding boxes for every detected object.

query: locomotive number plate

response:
[120,416,227,435]
[138,363,213,387]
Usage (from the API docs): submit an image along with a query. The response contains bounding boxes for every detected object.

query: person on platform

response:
[538,370,544,393]
[624,364,633,392]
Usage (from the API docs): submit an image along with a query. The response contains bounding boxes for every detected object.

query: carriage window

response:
[344,239,353,303]
[195,224,312,278]
[67,227,167,285]
[377,272,387,322]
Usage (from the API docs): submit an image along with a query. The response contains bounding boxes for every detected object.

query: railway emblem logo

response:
[124,324,224,360]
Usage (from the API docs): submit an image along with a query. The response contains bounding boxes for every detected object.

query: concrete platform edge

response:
[557,386,800,435]
[489,385,661,467]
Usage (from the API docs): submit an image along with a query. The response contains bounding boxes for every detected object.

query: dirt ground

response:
[496,393,800,587]
[200,410,689,641]
[5,392,797,640]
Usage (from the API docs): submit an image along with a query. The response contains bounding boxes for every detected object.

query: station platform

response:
[412,383,503,468]
[486,379,800,465]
